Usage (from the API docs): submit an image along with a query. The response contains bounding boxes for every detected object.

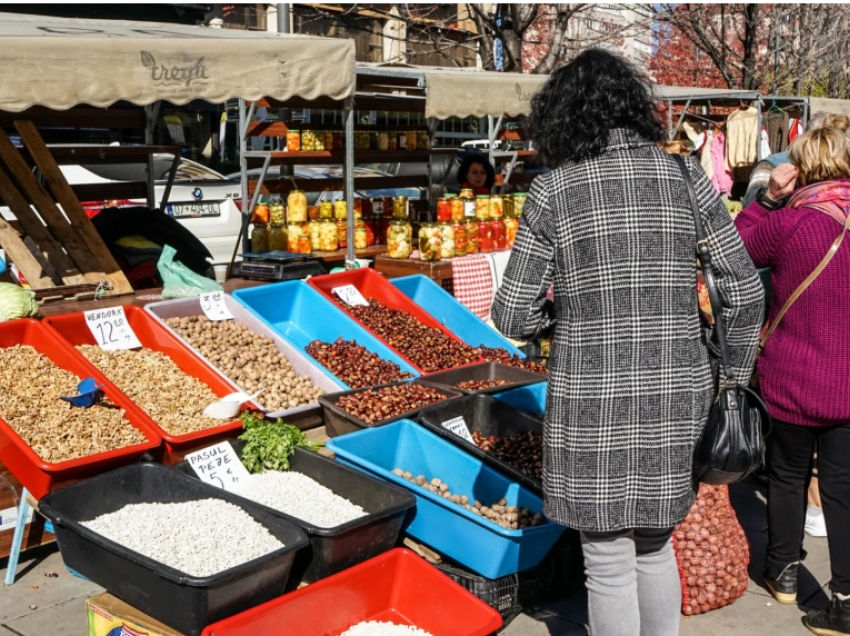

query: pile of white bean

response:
[236,472,366,528]
[338,622,435,636]
[82,500,284,577]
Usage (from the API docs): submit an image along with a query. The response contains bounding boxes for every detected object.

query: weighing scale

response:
[231,251,327,281]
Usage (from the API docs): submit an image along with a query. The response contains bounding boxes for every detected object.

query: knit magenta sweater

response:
[735,200,850,427]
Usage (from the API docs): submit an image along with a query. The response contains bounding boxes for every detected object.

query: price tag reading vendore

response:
[332,284,369,307]
[186,442,250,493]
[441,416,474,443]
[200,291,233,321]
[83,307,142,351]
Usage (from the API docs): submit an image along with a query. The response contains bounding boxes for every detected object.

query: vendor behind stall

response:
[456,152,496,195]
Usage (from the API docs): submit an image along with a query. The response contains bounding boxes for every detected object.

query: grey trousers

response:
[580,527,681,636]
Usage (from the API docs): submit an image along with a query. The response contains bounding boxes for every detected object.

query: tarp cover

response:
[423,69,547,119]
[0,13,355,112]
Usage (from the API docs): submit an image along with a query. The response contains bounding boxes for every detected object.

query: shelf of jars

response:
[244,149,453,167]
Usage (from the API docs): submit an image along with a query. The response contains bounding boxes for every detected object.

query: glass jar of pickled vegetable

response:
[253,203,270,227]
[393,196,408,219]
[250,223,269,253]
[287,222,304,252]
[491,219,507,251]
[387,219,412,258]
[513,192,528,216]
[451,220,467,257]
[475,195,491,220]
[504,194,514,219]
[439,221,455,260]
[450,195,465,221]
[398,131,407,150]
[309,220,322,251]
[489,194,504,219]
[478,219,493,253]
[418,222,442,261]
[324,130,334,151]
[319,200,333,220]
[354,219,368,249]
[365,218,377,246]
[336,219,348,249]
[370,197,385,219]
[298,233,311,254]
[333,130,343,150]
[417,130,429,150]
[268,223,287,251]
[354,198,363,220]
[504,216,519,249]
[378,131,389,151]
[287,190,307,223]
[465,219,479,255]
[388,132,398,151]
[301,130,324,151]
[286,130,300,152]
[319,219,339,251]
[333,198,347,220]
[460,189,476,219]
[406,130,418,151]
[436,197,452,223]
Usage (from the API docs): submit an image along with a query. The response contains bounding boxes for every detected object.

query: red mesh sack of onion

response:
[673,484,750,616]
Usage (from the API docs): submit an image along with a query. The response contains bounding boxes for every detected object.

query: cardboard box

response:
[87,593,187,636]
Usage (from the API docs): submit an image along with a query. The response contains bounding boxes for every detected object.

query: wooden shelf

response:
[249,175,429,196]
[248,121,431,137]
[312,245,387,262]
[244,149,446,166]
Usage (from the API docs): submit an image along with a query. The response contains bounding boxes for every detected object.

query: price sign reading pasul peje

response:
[200,291,233,321]
[332,284,369,307]
[441,416,474,443]
[84,307,142,351]
[186,442,250,493]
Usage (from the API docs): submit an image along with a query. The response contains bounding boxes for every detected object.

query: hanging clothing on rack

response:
[789,118,804,144]
[711,130,734,196]
[701,130,715,181]
[765,109,790,153]
[760,127,772,160]
[726,106,759,168]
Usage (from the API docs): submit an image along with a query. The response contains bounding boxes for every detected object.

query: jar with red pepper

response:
[477,219,493,253]
[491,219,507,251]
[451,220,467,257]
[436,197,452,223]
[465,219,479,254]
[336,220,348,249]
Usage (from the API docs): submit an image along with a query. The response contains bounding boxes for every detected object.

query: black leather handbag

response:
[672,154,770,485]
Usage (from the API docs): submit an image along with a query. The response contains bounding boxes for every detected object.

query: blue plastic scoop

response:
[59,378,104,408]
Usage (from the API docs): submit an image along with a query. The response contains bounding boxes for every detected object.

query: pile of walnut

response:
[165,316,324,411]
[77,345,223,436]
[674,484,750,616]
[0,345,145,462]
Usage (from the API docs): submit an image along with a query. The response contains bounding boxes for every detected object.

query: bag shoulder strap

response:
[671,154,737,383]
[760,210,850,351]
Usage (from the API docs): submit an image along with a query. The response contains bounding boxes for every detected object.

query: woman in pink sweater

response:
[735,126,850,636]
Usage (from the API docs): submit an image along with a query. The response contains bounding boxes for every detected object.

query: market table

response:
[373,254,455,291]
[312,245,387,271]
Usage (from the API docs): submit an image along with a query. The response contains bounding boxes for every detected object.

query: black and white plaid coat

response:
[492,129,764,532]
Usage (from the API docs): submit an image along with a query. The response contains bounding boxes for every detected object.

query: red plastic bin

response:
[201,548,503,636]
[43,306,246,464]
[0,319,162,499]
[308,269,483,374]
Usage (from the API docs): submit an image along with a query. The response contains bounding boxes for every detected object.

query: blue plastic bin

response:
[326,420,565,579]
[492,382,547,417]
[391,275,524,356]
[232,281,419,388]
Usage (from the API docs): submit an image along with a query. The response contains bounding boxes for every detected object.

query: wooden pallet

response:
[0,121,133,298]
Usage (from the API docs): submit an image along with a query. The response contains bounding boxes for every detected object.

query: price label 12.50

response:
[83,307,143,351]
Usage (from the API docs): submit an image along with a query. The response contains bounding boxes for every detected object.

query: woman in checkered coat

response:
[492,50,764,636]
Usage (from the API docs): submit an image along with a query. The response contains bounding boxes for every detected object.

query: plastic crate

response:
[174,444,416,585]
[326,420,565,579]
[418,394,544,495]
[417,362,545,396]
[39,463,309,636]
[230,281,418,388]
[0,319,162,500]
[145,295,345,417]
[307,269,484,374]
[492,382,547,417]
[201,549,503,636]
[319,380,463,438]
[391,274,525,356]
[43,306,245,464]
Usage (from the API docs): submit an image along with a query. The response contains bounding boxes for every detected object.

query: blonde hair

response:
[808,112,850,131]
[789,127,850,186]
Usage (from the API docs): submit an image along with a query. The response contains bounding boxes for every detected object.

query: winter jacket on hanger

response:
[726,106,759,168]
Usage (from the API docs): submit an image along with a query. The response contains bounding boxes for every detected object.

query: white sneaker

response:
[805,506,828,538]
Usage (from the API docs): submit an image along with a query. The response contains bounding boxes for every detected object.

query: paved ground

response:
[0,480,831,636]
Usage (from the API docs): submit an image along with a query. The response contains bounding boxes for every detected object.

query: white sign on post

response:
[200,291,233,321]
[84,307,143,351]
[332,284,369,307]
[441,416,474,443]
[185,442,250,493]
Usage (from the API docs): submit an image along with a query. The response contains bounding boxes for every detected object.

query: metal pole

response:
[144,102,161,209]
[774,25,780,94]
[756,99,763,162]
[667,100,673,141]
[239,99,251,254]
[344,96,356,269]
[277,3,290,34]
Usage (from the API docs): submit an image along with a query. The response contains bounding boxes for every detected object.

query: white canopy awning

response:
[421,68,547,120]
[809,97,850,118]
[0,13,356,112]
[654,85,761,101]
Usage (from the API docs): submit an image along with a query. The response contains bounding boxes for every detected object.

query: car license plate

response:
[167,202,221,218]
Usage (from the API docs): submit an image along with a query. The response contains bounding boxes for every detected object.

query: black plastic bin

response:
[418,394,544,495]
[418,362,546,395]
[38,463,309,636]
[174,444,416,586]
[319,379,462,437]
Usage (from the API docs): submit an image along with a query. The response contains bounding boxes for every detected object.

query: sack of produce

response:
[673,484,749,616]
[0,282,38,321]
[157,245,221,299]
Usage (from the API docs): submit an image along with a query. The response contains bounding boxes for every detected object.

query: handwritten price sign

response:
[186,442,250,493]
[441,416,474,443]
[84,307,142,351]
[200,291,233,321]
[332,284,369,307]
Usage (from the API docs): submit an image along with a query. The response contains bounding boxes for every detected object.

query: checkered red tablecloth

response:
[451,254,495,320]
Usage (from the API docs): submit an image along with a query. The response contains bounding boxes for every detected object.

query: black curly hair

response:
[528,49,664,167]
[456,152,496,189]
